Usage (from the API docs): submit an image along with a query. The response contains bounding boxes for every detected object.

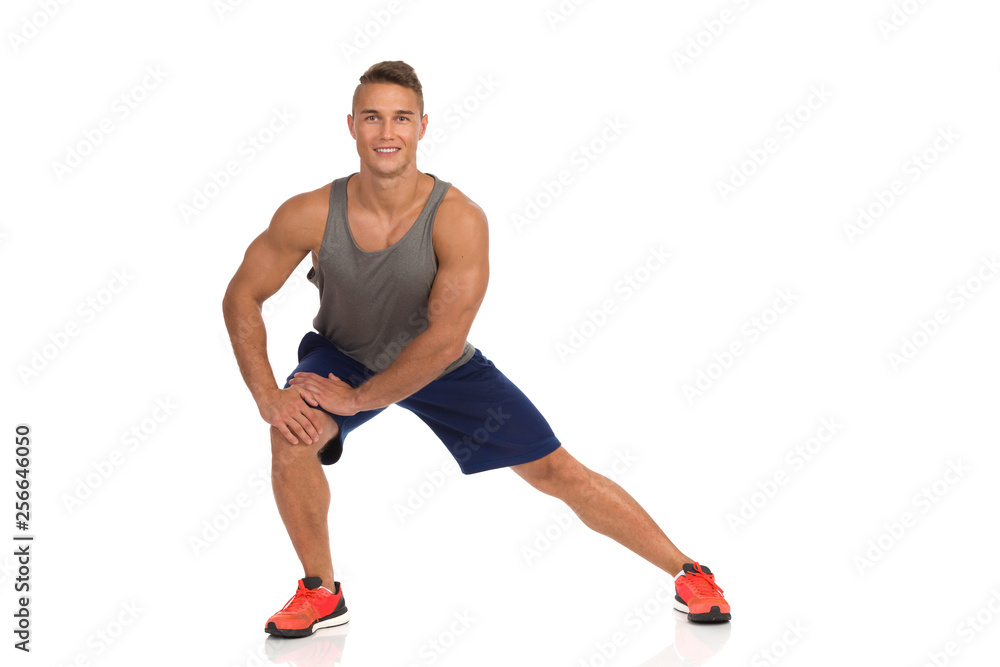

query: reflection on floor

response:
[637,610,731,666]
[264,623,349,666]
[257,608,731,666]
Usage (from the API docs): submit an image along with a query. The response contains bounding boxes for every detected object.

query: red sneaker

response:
[674,562,731,623]
[265,577,350,637]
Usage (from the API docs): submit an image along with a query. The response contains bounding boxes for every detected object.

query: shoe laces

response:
[280,587,321,614]
[685,563,725,598]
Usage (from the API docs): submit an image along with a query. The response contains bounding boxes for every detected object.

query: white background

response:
[3,0,1000,666]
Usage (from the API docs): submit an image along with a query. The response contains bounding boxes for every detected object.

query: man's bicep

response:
[427,205,489,349]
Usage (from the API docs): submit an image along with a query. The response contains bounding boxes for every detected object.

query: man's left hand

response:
[288,372,361,416]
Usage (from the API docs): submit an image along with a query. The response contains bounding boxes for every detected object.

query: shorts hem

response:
[457,438,562,475]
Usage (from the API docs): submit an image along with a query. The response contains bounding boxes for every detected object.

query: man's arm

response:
[290,194,489,414]
[222,190,327,445]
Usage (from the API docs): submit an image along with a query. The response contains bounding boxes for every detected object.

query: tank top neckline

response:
[341,172,440,256]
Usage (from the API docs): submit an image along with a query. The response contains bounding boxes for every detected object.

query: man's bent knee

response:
[270,412,340,461]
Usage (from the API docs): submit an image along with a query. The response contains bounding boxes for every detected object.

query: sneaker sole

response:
[674,595,731,623]
[265,609,350,638]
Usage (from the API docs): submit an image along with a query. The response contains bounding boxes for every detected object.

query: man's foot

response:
[674,562,731,623]
[265,577,350,637]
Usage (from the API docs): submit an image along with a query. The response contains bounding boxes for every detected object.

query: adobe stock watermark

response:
[544,0,591,30]
[7,0,73,54]
[682,288,798,405]
[61,398,179,514]
[339,0,417,63]
[53,600,144,667]
[0,554,18,588]
[394,405,511,524]
[576,578,685,667]
[853,459,970,575]
[188,465,271,556]
[750,620,808,667]
[887,254,997,372]
[17,268,135,386]
[726,417,843,534]
[179,106,295,223]
[417,75,500,162]
[51,65,168,183]
[877,0,933,40]
[521,449,638,566]
[393,455,461,525]
[404,610,477,667]
[347,275,469,379]
[213,0,249,20]
[555,245,671,362]
[918,589,1000,667]
[716,84,833,202]
[672,0,758,73]
[843,126,959,244]
[511,116,627,233]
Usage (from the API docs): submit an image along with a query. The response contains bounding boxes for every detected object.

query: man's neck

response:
[353,166,427,221]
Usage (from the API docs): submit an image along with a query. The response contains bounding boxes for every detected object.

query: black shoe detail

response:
[675,594,686,604]
[688,605,731,623]
[682,562,712,575]
[302,576,323,590]
[317,604,349,623]
[266,620,314,638]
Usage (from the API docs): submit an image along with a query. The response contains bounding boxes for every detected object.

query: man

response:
[222,60,731,639]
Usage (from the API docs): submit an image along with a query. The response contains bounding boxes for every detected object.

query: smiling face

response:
[349,82,428,178]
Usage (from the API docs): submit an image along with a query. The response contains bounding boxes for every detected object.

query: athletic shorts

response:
[281,331,562,474]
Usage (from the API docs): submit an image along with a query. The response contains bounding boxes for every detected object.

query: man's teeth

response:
[376,148,399,153]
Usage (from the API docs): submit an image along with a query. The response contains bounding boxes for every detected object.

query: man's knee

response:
[513,447,590,497]
[270,413,340,462]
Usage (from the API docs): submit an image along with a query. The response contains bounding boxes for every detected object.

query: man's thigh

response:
[397,348,562,475]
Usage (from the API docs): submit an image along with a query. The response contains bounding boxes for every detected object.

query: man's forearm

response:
[353,327,464,412]
[222,295,279,403]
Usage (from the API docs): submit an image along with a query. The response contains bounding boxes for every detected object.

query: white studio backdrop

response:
[2,0,999,666]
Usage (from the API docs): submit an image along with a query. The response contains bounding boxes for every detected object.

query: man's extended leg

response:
[511,446,692,576]
[270,413,340,587]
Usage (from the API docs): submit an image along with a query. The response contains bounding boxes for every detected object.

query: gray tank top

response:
[306,172,476,379]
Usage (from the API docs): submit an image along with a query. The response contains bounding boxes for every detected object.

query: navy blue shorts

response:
[282,331,562,474]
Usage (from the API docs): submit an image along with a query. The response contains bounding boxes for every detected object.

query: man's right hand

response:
[257,386,325,445]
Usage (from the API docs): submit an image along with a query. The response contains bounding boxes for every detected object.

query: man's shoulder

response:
[274,182,332,225]
[435,181,487,228]
[431,181,489,262]
[267,182,334,251]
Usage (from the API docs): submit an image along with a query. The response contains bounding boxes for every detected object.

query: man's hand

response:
[288,372,360,417]
[256,386,327,445]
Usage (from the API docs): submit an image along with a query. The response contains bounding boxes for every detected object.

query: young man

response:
[222,61,731,638]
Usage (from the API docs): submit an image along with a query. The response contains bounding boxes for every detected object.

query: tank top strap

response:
[416,173,452,245]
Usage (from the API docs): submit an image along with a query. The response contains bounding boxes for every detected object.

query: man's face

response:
[349,83,427,177]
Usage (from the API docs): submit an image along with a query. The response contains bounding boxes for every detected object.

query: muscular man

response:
[223,61,731,639]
